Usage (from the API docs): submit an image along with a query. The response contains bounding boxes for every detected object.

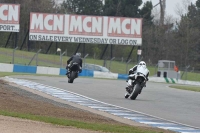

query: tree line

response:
[0,0,199,70]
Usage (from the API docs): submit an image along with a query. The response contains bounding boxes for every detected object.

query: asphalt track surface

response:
[11,76,200,128]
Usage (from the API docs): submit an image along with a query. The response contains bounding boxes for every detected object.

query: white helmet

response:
[76,53,81,56]
[139,61,146,66]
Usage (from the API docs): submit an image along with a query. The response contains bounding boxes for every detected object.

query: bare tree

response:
[159,0,166,26]
[175,0,193,18]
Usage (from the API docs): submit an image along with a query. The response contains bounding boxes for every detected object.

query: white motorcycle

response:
[125,65,149,100]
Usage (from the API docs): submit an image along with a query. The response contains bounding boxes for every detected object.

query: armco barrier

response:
[176,80,200,86]
[59,68,66,75]
[93,71,118,79]
[78,69,94,77]
[1,63,200,85]
[36,66,49,75]
[13,64,37,73]
[149,77,176,84]
[59,68,94,77]
[118,74,128,80]
[0,63,13,72]
[36,66,60,75]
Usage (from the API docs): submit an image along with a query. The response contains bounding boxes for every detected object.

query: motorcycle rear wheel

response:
[68,72,76,83]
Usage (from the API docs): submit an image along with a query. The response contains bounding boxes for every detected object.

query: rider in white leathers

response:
[126,61,149,94]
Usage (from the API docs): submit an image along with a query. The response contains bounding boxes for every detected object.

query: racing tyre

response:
[130,84,141,100]
[68,72,76,83]
[68,78,74,83]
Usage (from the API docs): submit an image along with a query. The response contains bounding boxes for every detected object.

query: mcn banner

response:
[0,4,20,32]
[29,13,142,45]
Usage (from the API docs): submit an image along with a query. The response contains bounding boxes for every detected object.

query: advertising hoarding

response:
[29,13,142,45]
[0,4,20,32]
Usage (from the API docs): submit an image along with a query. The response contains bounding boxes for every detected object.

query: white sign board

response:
[0,4,20,32]
[137,49,142,55]
[29,13,142,45]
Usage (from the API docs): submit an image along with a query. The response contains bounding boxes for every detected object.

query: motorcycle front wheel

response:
[130,84,141,100]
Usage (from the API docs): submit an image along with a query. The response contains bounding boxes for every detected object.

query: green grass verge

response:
[0,47,157,75]
[180,71,200,82]
[0,48,169,78]
[0,72,60,77]
[0,110,164,133]
[1,47,200,81]
[0,72,31,77]
[169,85,200,92]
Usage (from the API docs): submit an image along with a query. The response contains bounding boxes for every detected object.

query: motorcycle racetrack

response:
[5,75,200,133]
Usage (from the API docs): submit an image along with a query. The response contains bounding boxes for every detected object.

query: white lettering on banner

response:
[0,4,19,24]
[108,17,142,38]
[108,18,121,34]
[30,13,64,34]
[29,14,142,45]
[69,15,103,36]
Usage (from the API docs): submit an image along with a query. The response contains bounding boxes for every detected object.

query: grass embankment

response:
[1,72,196,133]
[0,111,163,133]
[0,72,169,133]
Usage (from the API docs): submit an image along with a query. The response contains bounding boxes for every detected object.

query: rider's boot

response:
[125,86,131,94]
[126,79,134,92]
[66,69,70,76]
[125,79,134,99]
[125,86,130,99]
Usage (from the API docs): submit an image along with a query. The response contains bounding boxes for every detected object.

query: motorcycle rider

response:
[126,61,149,94]
[66,52,83,75]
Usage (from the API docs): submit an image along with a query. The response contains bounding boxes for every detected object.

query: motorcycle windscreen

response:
[136,66,149,76]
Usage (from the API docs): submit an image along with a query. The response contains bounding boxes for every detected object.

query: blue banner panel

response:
[59,68,67,75]
[118,74,128,80]
[13,65,37,73]
[79,69,94,77]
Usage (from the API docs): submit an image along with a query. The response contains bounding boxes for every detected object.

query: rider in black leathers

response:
[66,53,83,75]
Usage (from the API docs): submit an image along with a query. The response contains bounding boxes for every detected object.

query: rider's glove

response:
[79,69,82,73]
[79,66,82,73]
[66,64,69,69]
[128,70,133,75]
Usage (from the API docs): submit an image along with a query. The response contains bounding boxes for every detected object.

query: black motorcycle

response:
[67,62,80,83]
